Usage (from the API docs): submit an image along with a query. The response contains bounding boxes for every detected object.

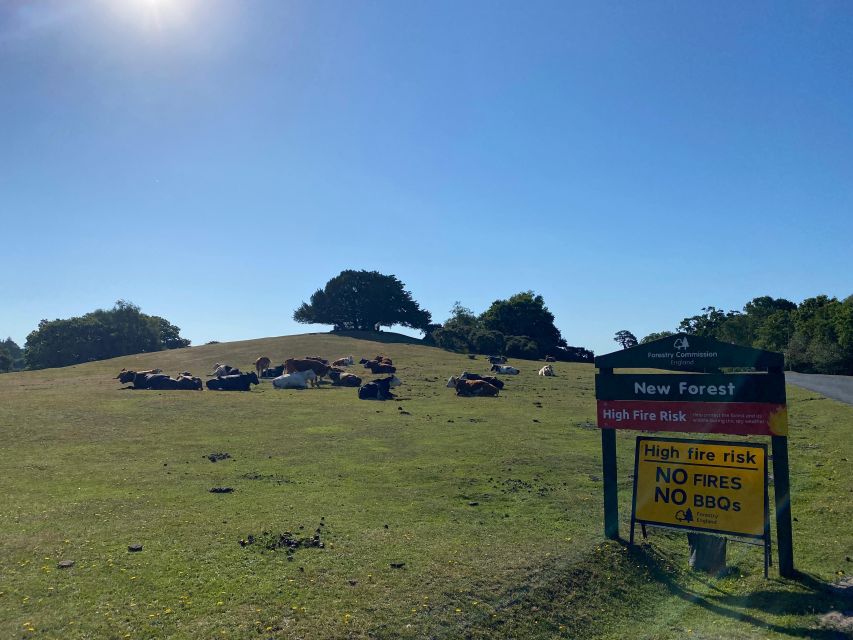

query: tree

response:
[480,291,563,358]
[24,301,191,369]
[640,331,675,344]
[293,270,432,332]
[504,335,539,359]
[0,347,12,372]
[614,330,638,350]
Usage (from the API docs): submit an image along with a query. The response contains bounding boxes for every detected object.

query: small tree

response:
[614,330,638,350]
[293,270,432,332]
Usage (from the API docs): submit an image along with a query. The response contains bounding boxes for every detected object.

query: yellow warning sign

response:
[633,437,767,538]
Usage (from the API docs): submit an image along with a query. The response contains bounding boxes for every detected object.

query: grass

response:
[0,331,851,639]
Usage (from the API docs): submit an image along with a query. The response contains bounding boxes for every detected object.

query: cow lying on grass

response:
[446,373,504,390]
[332,356,354,367]
[116,368,162,378]
[539,365,555,376]
[206,372,259,391]
[210,363,241,377]
[487,356,507,365]
[358,376,401,400]
[329,370,362,387]
[261,364,285,378]
[454,379,500,397]
[272,369,317,389]
[490,364,519,375]
[117,370,201,390]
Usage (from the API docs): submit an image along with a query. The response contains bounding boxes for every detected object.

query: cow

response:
[210,363,240,377]
[358,376,397,401]
[206,372,259,391]
[491,364,519,375]
[487,356,507,365]
[272,369,318,390]
[261,364,285,378]
[374,355,393,365]
[332,356,354,367]
[255,356,271,378]
[544,355,556,363]
[285,358,331,380]
[304,355,329,365]
[366,362,396,374]
[149,375,203,390]
[117,371,172,389]
[330,371,362,387]
[115,367,161,379]
[455,379,499,397]
[447,373,504,389]
[539,365,555,376]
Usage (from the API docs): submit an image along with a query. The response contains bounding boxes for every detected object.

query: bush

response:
[468,329,505,355]
[504,335,539,359]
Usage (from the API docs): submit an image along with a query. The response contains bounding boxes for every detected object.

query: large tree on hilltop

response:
[293,270,432,332]
[479,291,564,356]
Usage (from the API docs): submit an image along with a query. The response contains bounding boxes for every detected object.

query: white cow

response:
[538,365,555,376]
[490,364,520,375]
[272,369,318,389]
[332,355,354,367]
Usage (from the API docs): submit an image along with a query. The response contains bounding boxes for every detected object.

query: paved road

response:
[786,372,853,406]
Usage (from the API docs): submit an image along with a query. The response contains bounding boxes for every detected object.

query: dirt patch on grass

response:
[239,525,326,555]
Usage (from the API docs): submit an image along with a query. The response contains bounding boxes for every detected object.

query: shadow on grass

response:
[627,542,852,639]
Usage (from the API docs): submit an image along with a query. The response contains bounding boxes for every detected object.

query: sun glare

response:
[114,0,197,31]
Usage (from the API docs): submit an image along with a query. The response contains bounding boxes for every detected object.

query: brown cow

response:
[304,355,329,365]
[285,358,330,379]
[455,379,499,397]
[374,355,393,365]
[255,356,271,378]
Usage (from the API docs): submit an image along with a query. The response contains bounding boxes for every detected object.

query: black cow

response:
[358,376,395,400]
[149,376,203,390]
[366,362,396,374]
[206,372,259,391]
[118,371,171,389]
[488,355,507,365]
[261,364,285,378]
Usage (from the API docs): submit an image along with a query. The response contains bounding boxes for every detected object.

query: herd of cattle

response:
[115,353,557,401]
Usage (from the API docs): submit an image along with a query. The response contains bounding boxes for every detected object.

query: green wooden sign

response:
[594,333,784,372]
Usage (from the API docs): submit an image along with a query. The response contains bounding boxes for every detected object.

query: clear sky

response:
[2,0,851,356]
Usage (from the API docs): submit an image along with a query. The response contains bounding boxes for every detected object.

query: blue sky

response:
[2,0,851,356]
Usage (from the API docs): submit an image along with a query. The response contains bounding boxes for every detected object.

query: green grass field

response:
[1,332,851,639]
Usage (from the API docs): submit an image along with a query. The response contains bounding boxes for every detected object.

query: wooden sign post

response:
[594,333,795,577]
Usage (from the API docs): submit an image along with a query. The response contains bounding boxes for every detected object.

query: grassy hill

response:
[0,332,851,639]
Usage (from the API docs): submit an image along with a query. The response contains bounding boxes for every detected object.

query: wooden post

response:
[687,533,727,574]
[600,364,619,541]
[602,428,619,539]
[771,435,795,577]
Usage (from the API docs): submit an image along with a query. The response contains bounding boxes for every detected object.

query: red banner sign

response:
[596,400,788,436]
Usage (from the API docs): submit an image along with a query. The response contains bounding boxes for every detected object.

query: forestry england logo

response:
[673,337,690,352]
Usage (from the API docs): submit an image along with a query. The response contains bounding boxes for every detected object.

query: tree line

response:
[7,300,191,371]
[615,294,853,374]
[293,271,593,362]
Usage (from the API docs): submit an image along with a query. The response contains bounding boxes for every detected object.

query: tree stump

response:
[687,533,727,574]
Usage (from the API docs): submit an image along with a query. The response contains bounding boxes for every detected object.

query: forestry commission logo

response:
[674,337,690,351]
